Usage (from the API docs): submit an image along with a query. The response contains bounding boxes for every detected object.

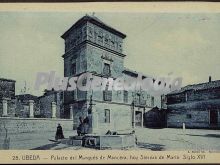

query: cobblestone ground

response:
[5,128,220,151]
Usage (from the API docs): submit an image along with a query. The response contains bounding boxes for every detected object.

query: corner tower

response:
[61,15,130,132]
[61,15,126,78]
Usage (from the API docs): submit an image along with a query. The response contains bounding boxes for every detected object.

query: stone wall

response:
[93,101,133,134]
[0,117,73,149]
[167,99,220,128]
[39,92,64,118]
[86,44,124,78]
[71,100,133,134]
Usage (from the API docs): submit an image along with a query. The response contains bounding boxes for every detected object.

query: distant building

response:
[0,78,16,117]
[166,77,220,129]
[0,78,16,99]
[144,106,167,128]
[61,15,161,133]
[15,94,40,118]
[38,90,64,118]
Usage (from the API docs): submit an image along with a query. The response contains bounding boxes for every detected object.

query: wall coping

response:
[0,117,73,121]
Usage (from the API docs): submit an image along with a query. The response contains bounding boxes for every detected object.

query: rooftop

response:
[15,94,38,101]
[123,67,149,79]
[168,79,220,95]
[61,15,126,39]
[0,77,16,82]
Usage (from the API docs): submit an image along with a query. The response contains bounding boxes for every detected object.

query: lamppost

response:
[87,73,96,133]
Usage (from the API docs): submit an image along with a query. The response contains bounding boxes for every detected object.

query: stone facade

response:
[0,78,15,100]
[38,90,64,118]
[15,94,40,118]
[0,117,73,149]
[0,78,16,117]
[166,79,220,128]
[61,15,160,134]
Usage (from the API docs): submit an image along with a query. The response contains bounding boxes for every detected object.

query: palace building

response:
[61,15,160,134]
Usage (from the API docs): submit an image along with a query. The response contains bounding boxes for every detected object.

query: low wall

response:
[0,117,74,149]
[83,134,136,150]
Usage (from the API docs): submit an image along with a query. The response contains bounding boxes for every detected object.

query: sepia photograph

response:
[0,2,220,164]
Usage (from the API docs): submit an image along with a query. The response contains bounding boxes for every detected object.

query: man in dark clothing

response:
[77,117,83,136]
[77,116,90,136]
[55,123,64,140]
[83,117,89,134]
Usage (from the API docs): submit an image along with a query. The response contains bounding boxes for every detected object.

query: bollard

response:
[183,122,186,130]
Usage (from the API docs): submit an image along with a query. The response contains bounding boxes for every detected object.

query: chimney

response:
[209,76,212,82]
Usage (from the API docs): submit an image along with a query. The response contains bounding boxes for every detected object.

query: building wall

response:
[64,44,87,77]
[0,79,15,99]
[39,92,64,118]
[71,100,133,134]
[86,44,124,78]
[167,99,220,128]
[0,79,16,117]
[167,88,220,104]
[86,21,124,53]
[93,101,132,134]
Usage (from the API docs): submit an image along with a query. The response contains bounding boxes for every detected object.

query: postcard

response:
[0,2,220,164]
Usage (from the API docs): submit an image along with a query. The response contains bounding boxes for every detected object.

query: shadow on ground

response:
[180,134,220,138]
[137,142,165,151]
[31,142,60,150]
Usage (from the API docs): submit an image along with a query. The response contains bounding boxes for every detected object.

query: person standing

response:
[77,117,84,136]
[55,123,64,140]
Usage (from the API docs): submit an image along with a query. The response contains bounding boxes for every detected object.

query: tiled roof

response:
[61,15,126,39]
[168,80,220,95]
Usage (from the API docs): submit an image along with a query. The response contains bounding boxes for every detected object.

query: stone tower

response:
[61,15,127,126]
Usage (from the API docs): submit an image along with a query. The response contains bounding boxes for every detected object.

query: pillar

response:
[69,104,73,119]
[141,109,144,128]
[92,110,99,133]
[29,100,34,118]
[51,102,56,118]
[2,98,8,117]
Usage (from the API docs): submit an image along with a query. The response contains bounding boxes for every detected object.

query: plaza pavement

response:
[5,128,220,151]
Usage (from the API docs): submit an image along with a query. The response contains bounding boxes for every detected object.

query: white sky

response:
[0,12,220,96]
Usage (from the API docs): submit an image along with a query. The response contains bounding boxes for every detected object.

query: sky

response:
[0,12,220,96]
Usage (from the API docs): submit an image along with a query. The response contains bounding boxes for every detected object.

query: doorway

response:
[210,110,218,126]
[135,111,142,127]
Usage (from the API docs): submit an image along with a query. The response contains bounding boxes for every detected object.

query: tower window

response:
[103,82,112,101]
[124,90,128,103]
[103,63,111,76]
[105,109,110,123]
[71,63,76,75]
